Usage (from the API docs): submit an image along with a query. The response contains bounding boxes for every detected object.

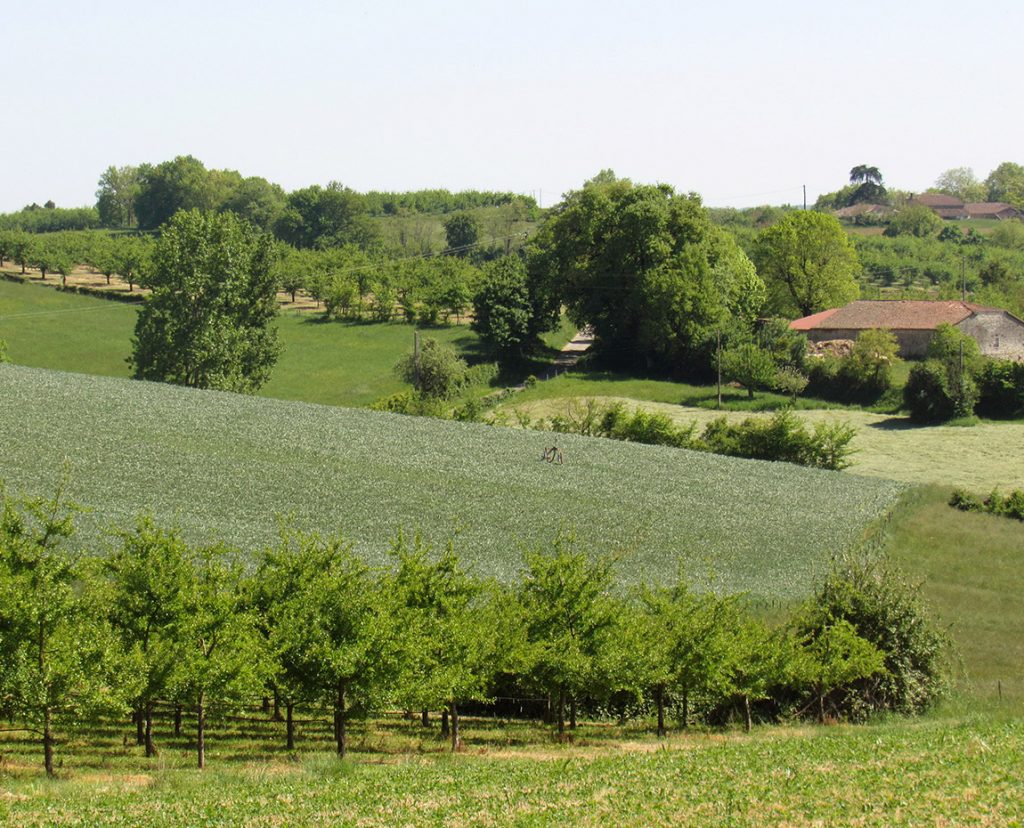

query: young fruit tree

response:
[387,532,508,752]
[0,483,135,775]
[518,536,617,734]
[169,545,269,769]
[271,535,397,758]
[104,518,192,758]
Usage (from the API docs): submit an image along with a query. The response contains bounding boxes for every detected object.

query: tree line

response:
[0,481,945,776]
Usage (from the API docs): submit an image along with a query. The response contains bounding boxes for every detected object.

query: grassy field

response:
[506,395,1024,492]
[0,706,1021,825]
[0,277,493,408]
[0,364,900,599]
[886,487,1024,704]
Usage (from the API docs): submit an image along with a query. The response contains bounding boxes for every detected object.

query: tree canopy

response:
[754,211,860,317]
[130,209,281,391]
[529,174,764,372]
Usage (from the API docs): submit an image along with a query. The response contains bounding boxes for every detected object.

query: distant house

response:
[963,202,1021,221]
[789,300,1024,359]
[908,193,968,220]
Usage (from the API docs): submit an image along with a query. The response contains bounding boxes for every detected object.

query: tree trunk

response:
[682,689,689,729]
[43,706,54,776]
[421,708,429,727]
[335,679,347,758]
[656,685,666,738]
[440,708,450,737]
[747,386,754,400]
[197,693,206,770]
[135,707,145,745]
[557,688,566,735]
[272,688,283,722]
[449,700,461,752]
[262,696,270,715]
[174,704,182,737]
[569,697,577,730]
[818,690,826,725]
[106,273,111,285]
[286,701,295,751]
[145,701,157,757]
[744,695,752,733]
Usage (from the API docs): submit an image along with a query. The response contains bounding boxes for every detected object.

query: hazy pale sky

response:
[4,0,1021,212]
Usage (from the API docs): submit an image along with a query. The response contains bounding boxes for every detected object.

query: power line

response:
[0,304,125,321]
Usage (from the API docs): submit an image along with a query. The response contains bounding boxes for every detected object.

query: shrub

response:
[903,361,977,423]
[976,359,1024,419]
[698,411,856,470]
[952,487,1024,522]
[842,329,899,398]
[394,338,468,399]
[721,343,777,399]
[793,560,947,718]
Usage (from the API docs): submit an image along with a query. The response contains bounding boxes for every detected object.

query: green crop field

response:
[0,365,901,600]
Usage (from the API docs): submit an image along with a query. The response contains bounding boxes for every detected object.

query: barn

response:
[789,300,1024,360]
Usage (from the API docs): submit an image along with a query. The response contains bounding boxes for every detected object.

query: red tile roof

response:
[789,300,1000,332]
[913,193,964,208]
[964,202,1019,217]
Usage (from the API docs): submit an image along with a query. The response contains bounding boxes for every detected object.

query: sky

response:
[3,0,1022,213]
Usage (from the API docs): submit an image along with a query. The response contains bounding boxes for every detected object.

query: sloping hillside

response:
[0,365,902,599]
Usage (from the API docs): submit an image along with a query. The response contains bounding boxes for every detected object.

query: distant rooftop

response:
[790,300,1000,332]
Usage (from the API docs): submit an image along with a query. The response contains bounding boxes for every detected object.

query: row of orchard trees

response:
[0,226,511,331]
[0,483,945,776]
[0,230,151,291]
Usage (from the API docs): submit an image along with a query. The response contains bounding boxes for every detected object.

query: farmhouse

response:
[909,193,968,219]
[789,300,1024,359]
[963,202,1022,221]
[907,194,1022,221]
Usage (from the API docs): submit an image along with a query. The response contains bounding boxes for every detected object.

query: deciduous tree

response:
[131,210,281,392]
[754,211,860,317]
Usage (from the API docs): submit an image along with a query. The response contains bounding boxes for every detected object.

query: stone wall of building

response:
[806,328,934,358]
[958,312,1024,360]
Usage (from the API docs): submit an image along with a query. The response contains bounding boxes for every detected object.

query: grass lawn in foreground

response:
[0,710,1020,826]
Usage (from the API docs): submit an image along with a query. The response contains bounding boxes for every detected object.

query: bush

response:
[843,329,899,398]
[976,359,1024,419]
[952,487,1024,521]
[793,560,947,718]
[543,403,856,469]
[805,330,899,405]
[698,411,856,470]
[903,361,977,423]
[721,343,777,399]
[394,338,468,399]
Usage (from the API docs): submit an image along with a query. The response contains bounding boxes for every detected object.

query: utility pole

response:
[803,184,807,210]
[413,330,421,390]
[961,253,967,302]
[716,327,723,409]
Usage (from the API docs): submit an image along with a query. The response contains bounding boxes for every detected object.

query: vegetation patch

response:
[0,365,901,599]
